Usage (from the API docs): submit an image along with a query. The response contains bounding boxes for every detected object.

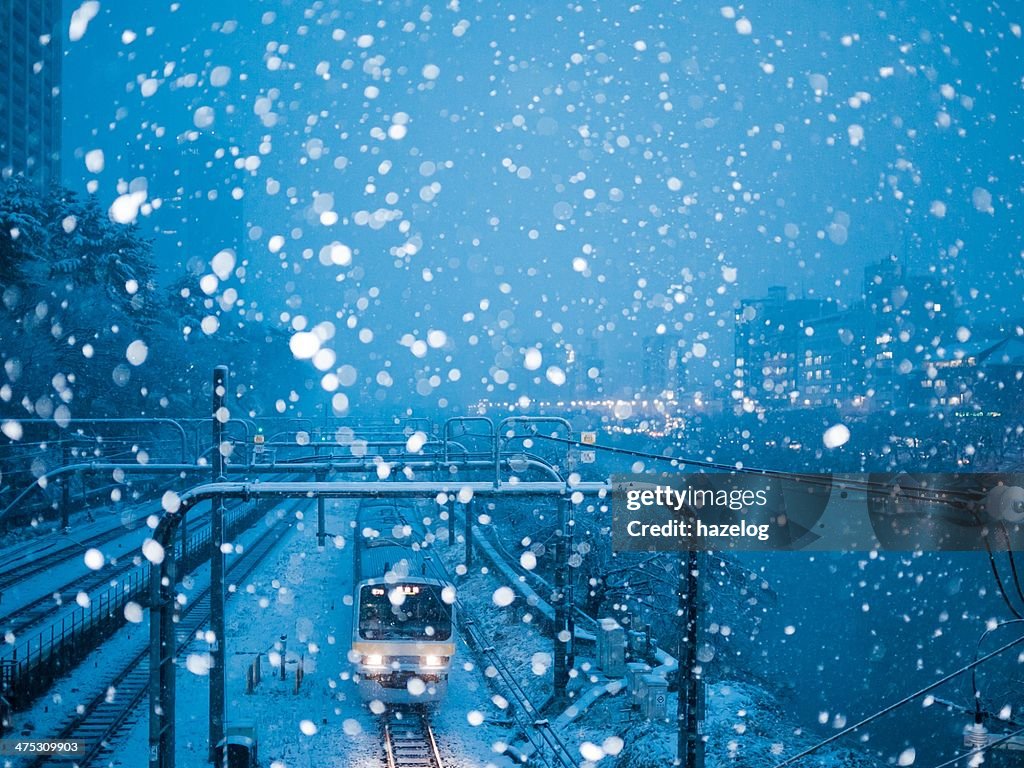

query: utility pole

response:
[677,547,705,767]
[552,496,574,693]
[60,439,70,530]
[209,365,228,764]
[463,498,474,570]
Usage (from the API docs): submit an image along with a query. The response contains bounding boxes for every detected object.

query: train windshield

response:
[358,582,453,641]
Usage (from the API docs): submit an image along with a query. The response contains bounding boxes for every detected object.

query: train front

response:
[352,576,455,705]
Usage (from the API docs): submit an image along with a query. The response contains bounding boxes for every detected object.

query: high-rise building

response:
[733,287,828,406]
[0,0,62,187]
[733,260,960,411]
[641,334,686,397]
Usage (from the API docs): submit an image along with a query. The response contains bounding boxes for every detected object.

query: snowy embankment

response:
[594,680,884,768]
[457,517,880,767]
[5,501,288,757]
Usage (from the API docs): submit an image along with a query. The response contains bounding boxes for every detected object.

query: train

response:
[350,499,455,706]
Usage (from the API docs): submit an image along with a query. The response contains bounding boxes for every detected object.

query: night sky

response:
[59,0,1024,402]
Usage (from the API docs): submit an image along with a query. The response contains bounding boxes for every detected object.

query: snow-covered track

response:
[0,511,153,594]
[382,712,447,768]
[2,502,234,640]
[423,559,577,768]
[20,508,295,768]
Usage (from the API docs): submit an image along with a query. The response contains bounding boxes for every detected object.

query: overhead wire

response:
[926,724,1024,768]
[519,433,1024,764]
[769,630,1024,767]
[539,433,1024,614]
[530,432,986,506]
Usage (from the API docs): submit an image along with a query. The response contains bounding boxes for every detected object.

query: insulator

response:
[965,722,989,749]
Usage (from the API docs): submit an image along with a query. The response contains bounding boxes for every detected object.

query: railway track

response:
[421,554,577,768]
[0,506,154,594]
[382,712,446,768]
[22,502,300,768]
[0,478,198,595]
[1,505,224,640]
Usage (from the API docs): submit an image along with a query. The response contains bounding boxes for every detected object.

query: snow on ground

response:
[2,501,290,764]
[437,533,555,712]
[576,680,885,768]
[106,500,513,768]
[0,496,162,619]
[701,681,881,768]
[435,518,640,765]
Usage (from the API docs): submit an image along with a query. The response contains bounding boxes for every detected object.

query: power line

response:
[539,432,1024,613]
[769,630,1024,767]
[530,433,984,504]
[927,724,1024,768]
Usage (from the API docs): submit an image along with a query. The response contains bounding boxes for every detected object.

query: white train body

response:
[351,500,455,706]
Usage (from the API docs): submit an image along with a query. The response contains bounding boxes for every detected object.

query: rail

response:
[0,496,271,711]
[381,712,446,768]
[25,500,298,768]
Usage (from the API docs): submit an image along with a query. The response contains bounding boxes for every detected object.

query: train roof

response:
[353,498,449,586]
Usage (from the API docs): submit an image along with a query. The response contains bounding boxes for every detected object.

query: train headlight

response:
[423,655,444,668]
[364,654,385,668]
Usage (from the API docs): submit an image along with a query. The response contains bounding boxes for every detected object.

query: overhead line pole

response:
[553,495,570,692]
[677,546,705,767]
[209,365,228,764]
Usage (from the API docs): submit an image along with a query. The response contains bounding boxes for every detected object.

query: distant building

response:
[732,259,960,411]
[641,334,685,398]
[794,308,869,408]
[733,286,829,407]
[0,0,62,187]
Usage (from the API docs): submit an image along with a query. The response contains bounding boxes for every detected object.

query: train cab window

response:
[358,582,452,641]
